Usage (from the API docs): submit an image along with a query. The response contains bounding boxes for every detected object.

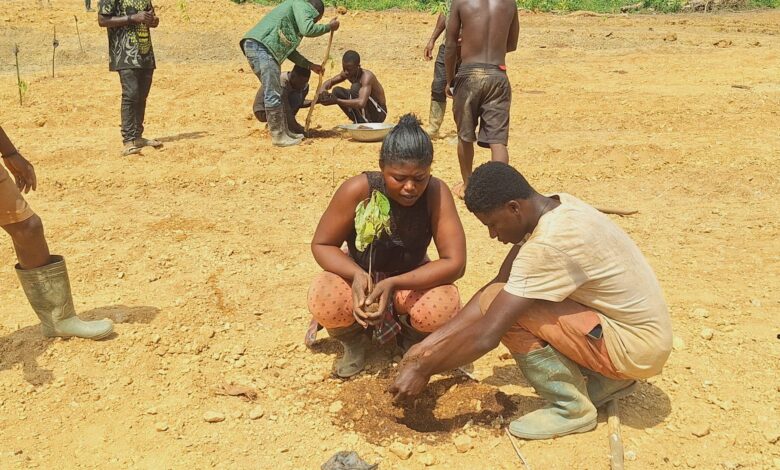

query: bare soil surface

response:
[1,1,779,469]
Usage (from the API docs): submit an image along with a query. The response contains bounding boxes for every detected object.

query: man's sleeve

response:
[292,2,330,37]
[504,241,586,302]
[288,50,313,69]
[98,0,118,16]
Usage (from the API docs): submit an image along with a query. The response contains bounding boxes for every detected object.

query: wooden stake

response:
[14,44,22,106]
[74,16,84,53]
[52,25,59,78]
[607,400,625,470]
[304,29,335,136]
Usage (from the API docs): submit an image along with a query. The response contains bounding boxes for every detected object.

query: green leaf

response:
[353,190,393,253]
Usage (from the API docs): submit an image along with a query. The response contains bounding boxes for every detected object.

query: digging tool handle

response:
[304,29,335,135]
[607,399,625,470]
[75,15,84,53]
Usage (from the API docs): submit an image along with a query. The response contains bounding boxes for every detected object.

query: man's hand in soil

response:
[364,278,393,323]
[3,152,37,194]
[329,18,340,32]
[388,349,431,403]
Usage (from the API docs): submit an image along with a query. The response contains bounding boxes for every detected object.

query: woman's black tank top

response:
[346,172,433,276]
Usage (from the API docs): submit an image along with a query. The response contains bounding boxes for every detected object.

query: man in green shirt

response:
[241,0,339,147]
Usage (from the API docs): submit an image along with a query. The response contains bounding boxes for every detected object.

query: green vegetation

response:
[230,0,777,13]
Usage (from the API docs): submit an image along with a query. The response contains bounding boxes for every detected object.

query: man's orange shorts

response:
[0,164,34,226]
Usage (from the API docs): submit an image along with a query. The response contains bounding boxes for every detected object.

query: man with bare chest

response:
[446,0,519,197]
[318,50,388,124]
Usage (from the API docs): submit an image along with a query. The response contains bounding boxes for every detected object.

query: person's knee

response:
[332,87,349,99]
[307,272,353,328]
[254,111,267,122]
[7,214,45,244]
[407,285,461,333]
[479,283,505,315]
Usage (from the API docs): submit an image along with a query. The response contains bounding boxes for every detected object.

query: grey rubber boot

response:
[397,315,428,353]
[509,345,597,439]
[15,256,114,340]
[581,368,638,408]
[327,323,369,378]
[425,100,446,138]
[266,106,302,147]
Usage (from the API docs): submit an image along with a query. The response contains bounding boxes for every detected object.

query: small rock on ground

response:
[453,434,472,453]
[388,442,412,460]
[249,406,264,420]
[203,411,225,423]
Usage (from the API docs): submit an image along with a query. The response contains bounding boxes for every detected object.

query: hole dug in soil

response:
[334,372,517,444]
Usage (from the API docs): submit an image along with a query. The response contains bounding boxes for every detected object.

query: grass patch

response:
[230,0,778,13]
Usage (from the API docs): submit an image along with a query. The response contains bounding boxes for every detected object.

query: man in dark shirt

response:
[98,0,162,156]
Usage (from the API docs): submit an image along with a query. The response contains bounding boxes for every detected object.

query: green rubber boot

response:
[509,345,597,440]
[327,323,369,378]
[15,256,114,340]
[581,368,638,408]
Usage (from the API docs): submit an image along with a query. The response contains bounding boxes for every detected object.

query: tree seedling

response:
[13,44,28,106]
[354,190,392,313]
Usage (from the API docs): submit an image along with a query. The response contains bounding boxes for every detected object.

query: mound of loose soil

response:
[334,372,516,444]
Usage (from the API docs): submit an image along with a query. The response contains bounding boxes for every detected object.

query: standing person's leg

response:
[118,69,142,156]
[477,71,511,164]
[243,40,300,146]
[479,283,635,439]
[1,168,112,339]
[85,0,93,11]
[452,70,480,199]
[134,69,162,149]
[308,271,370,378]
[427,44,448,137]
[253,86,268,123]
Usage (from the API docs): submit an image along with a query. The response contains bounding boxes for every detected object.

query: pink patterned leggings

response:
[308,271,461,332]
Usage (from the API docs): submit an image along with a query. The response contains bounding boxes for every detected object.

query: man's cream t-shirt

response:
[504,194,672,379]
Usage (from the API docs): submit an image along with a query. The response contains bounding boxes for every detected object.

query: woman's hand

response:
[350,271,371,327]
[363,278,395,326]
